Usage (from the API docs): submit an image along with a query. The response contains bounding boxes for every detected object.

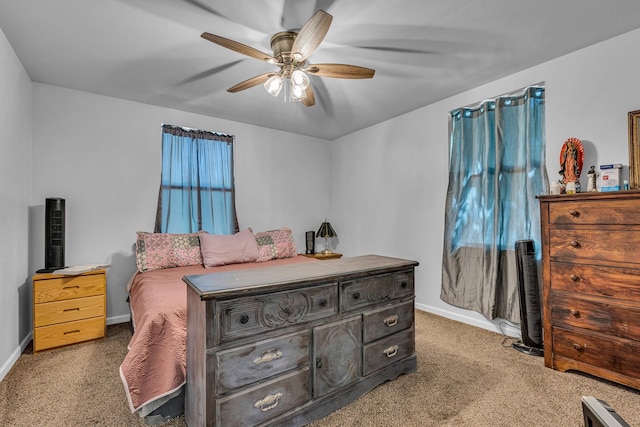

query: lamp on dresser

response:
[316,219,337,254]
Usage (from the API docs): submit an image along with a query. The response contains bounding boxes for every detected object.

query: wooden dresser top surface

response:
[184,255,419,299]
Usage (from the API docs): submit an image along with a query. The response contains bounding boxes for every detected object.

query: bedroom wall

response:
[30,84,332,328]
[332,28,640,334]
[0,26,32,380]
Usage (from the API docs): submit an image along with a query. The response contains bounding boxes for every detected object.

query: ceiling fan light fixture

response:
[291,83,307,102]
[291,70,310,90]
[264,74,283,97]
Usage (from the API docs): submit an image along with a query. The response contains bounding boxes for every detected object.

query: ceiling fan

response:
[201,9,375,107]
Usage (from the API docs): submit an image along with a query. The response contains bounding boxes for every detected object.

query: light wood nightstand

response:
[301,252,343,260]
[32,269,106,352]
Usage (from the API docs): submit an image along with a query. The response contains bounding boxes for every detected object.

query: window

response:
[155,124,238,234]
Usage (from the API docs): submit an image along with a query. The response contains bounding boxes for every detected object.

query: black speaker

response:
[44,197,65,270]
[305,231,315,254]
[513,239,543,356]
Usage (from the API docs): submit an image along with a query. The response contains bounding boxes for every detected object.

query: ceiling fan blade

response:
[227,73,276,93]
[291,10,332,62]
[302,86,316,107]
[306,63,375,79]
[201,33,277,64]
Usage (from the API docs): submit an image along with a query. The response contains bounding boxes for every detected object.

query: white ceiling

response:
[2,0,640,140]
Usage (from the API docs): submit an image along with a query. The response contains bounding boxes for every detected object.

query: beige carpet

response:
[1,310,638,426]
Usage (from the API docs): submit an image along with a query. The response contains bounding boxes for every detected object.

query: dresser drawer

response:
[33,316,105,352]
[550,261,640,300]
[216,367,310,427]
[550,292,640,341]
[216,330,309,393]
[548,199,640,225]
[363,300,414,343]
[552,326,640,383]
[34,295,104,327]
[341,271,413,312]
[217,283,337,343]
[34,274,105,303]
[363,328,414,376]
[549,229,640,265]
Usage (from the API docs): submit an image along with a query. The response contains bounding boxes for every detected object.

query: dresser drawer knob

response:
[569,241,579,248]
[353,292,361,300]
[320,299,328,307]
[383,345,399,358]
[400,281,408,288]
[255,392,283,412]
[316,357,323,369]
[384,315,399,327]
[254,348,283,365]
[570,309,580,317]
[240,314,249,324]
[568,210,579,217]
[569,274,579,282]
[572,343,584,352]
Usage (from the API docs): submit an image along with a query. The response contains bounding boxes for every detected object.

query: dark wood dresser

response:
[183,255,419,427]
[538,191,640,389]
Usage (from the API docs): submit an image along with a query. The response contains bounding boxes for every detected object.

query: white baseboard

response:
[107,314,131,325]
[0,331,33,383]
[415,302,521,338]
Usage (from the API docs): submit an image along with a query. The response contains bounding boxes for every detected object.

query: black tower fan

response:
[513,239,544,356]
[43,197,65,272]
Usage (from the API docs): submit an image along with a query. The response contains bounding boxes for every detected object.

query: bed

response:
[119,228,315,424]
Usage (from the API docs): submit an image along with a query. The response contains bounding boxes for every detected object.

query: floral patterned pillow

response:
[254,227,298,262]
[135,231,206,272]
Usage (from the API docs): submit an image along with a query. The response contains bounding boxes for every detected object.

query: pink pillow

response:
[135,231,207,272]
[200,229,260,267]
[254,227,298,262]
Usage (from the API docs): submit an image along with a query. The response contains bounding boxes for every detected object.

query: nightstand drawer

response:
[34,295,104,327]
[216,330,310,393]
[363,300,414,343]
[363,328,414,376]
[34,273,105,303]
[341,271,413,312]
[33,316,105,352]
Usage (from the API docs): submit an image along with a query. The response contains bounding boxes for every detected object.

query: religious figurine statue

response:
[587,165,597,192]
[559,137,584,192]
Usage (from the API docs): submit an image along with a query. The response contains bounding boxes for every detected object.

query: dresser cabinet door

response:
[313,316,361,398]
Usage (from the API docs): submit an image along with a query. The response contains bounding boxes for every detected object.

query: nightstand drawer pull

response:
[255,392,283,412]
[63,307,80,312]
[62,286,80,290]
[384,315,399,327]
[253,348,283,365]
[572,343,584,351]
[569,274,579,281]
[569,240,579,248]
[568,210,579,217]
[64,330,80,335]
[383,345,399,358]
[570,309,580,317]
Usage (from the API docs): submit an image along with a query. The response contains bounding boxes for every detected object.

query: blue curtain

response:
[155,125,238,234]
[440,86,547,322]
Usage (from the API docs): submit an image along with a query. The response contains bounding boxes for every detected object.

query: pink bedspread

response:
[120,256,315,414]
